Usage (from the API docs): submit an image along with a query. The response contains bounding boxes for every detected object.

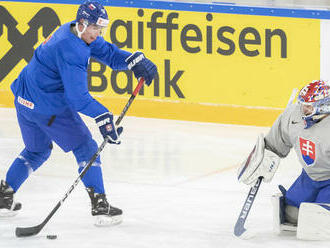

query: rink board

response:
[0,0,325,126]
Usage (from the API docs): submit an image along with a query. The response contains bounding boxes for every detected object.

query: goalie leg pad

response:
[285,205,298,225]
[272,192,297,234]
[272,193,283,234]
[297,203,330,240]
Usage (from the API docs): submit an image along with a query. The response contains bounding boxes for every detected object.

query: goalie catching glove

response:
[95,112,123,144]
[237,134,280,185]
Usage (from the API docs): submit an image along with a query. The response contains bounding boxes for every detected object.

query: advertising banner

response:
[0,1,320,125]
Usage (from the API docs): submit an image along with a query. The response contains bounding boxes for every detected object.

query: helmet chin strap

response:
[75,22,87,39]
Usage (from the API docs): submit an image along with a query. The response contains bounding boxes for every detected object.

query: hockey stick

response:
[234,176,262,237]
[286,88,298,107]
[234,88,297,238]
[15,78,145,238]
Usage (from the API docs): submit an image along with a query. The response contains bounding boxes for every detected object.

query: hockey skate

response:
[87,187,122,226]
[0,180,22,217]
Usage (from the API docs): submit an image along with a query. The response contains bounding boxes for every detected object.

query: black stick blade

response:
[16,224,43,237]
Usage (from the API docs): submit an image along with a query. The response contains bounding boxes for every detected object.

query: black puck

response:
[46,234,57,240]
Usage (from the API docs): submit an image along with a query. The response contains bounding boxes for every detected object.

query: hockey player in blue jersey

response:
[0,1,157,226]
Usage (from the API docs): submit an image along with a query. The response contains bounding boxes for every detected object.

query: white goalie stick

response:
[233,88,298,238]
[15,78,145,238]
[286,88,298,107]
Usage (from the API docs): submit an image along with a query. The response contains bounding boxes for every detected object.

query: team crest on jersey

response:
[299,137,316,166]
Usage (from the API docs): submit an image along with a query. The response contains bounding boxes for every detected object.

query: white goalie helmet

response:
[297,80,330,128]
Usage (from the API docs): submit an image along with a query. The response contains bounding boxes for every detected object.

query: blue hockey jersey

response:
[11,21,131,118]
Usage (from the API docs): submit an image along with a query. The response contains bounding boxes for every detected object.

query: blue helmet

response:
[76,1,109,27]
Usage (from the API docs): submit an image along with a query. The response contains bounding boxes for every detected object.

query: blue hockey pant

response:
[285,169,330,208]
[6,105,105,193]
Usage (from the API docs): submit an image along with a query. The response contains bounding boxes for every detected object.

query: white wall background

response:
[321,20,330,81]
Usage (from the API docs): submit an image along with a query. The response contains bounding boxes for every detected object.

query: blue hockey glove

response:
[125,51,158,86]
[95,112,123,144]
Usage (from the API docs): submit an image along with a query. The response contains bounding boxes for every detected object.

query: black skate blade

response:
[16,224,42,237]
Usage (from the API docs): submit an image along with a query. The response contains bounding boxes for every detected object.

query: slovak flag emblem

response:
[299,137,316,166]
[89,4,96,10]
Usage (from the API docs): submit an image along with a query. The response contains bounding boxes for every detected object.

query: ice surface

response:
[0,108,328,247]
